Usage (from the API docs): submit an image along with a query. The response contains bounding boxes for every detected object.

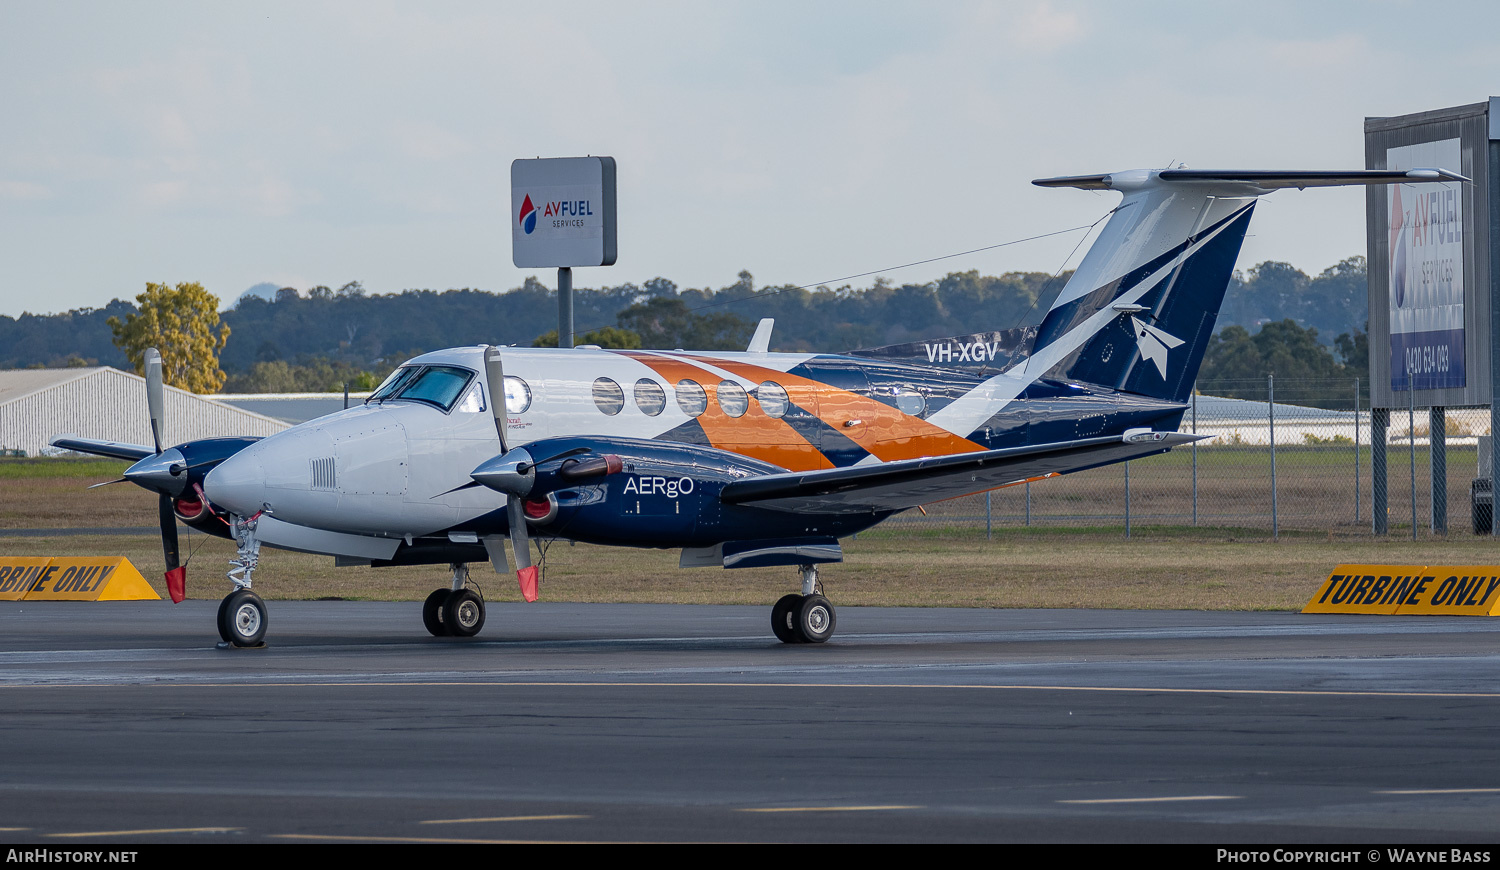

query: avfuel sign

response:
[511,156,617,268]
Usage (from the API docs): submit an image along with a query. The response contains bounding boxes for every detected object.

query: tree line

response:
[0,258,1371,396]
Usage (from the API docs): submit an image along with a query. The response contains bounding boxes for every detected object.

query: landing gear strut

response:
[423,563,486,638]
[771,564,837,644]
[219,513,267,648]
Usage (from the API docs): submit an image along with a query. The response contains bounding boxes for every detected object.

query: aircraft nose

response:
[204,445,266,517]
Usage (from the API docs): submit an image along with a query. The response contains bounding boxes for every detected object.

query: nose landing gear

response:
[218,513,267,649]
[771,564,837,644]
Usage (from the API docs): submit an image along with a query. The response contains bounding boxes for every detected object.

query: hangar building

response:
[0,367,289,457]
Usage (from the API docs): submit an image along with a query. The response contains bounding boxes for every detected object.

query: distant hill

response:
[235,283,281,306]
[0,258,1370,374]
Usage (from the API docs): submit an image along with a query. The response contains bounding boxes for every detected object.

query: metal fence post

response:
[1024,481,1031,527]
[1354,377,1360,525]
[1431,406,1447,534]
[1373,407,1389,534]
[1269,374,1277,540]
[986,490,992,540]
[1409,388,1418,540]
[1191,390,1198,526]
[1124,460,1131,539]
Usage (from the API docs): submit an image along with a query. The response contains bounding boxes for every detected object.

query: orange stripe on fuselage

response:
[679,355,985,463]
[618,352,834,472]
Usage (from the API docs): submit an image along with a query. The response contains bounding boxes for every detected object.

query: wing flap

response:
[719,432,1201,514]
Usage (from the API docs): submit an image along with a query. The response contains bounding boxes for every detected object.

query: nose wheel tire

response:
[217,589,267,647]
[796,594,835,644]
[442,589,486,638]
[423,588,452,636]
[771,594,804,644]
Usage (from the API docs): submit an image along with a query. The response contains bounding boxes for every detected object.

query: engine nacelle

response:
[495,435,886,548]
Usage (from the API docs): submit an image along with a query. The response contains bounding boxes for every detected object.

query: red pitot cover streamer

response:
[165,567,186,604]
[517,566,539,603]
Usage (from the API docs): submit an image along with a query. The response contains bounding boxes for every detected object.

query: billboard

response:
[1364,100,1491,410]
[511,156,618,268]
[1386,138,1465,392]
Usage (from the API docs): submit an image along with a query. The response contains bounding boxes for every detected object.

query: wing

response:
[719,431,1202,514]
[49,436,156,462]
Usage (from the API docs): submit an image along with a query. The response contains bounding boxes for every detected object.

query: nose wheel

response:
[218,589,267,647]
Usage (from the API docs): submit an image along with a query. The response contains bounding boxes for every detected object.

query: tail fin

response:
[1025,167,1467,404]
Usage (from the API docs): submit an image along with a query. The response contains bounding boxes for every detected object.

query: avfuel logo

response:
[518,194,538,234]
[518,194,594,234]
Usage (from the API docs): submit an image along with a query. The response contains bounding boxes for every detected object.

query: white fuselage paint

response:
[206,346,817,538]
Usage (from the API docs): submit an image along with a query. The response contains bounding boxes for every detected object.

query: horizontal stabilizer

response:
[1034,168,1469,192]
[720,432,1202,514]
[48,436,155,462]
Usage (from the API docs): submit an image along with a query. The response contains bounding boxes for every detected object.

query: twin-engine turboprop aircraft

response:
[54,166,1465,646]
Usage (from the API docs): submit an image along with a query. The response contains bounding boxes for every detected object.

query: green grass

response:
[0,459,131,479]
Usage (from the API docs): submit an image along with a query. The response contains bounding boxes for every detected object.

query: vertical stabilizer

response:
[1025,168,1467,404]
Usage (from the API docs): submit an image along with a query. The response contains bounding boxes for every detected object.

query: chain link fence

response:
[885,377,1490,537]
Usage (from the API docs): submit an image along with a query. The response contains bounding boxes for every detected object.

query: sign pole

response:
[558,266,574,349]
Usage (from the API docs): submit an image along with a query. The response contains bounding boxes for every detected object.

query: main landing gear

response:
[423,563,487,638]
[771,564,836,644]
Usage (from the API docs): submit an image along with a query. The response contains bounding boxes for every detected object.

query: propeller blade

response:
[159,493,186,603]
[87,477,130,489]
[483,345,508,454]
[486,346,538,601]
[507,497,538,602]
[144,348,165,455]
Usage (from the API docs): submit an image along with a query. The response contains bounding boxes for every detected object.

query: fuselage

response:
[203,343,1187,547]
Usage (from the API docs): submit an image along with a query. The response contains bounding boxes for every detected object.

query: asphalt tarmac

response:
[1,600,1499,844]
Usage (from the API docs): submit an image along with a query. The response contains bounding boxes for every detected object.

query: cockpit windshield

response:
[366,365,476,412]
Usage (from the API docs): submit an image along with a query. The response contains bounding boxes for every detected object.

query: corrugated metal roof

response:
[0,367,100,406]
[0,367,291,457]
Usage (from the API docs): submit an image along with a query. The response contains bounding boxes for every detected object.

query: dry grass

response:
[4,526,1495,611]
[4,458,1493,610]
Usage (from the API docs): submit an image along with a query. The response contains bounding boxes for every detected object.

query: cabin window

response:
[634,379,666,416]
[504,376,531,414]
[895,387,926,417]
[593,377,625,416]
[717,381,748,418]
[757,381,789,418]
[675,379,707,417]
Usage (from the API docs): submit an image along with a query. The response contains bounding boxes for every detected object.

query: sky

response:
[1,0,1497,318]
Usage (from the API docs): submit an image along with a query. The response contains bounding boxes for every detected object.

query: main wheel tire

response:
[218,589,267,647]
[795,594,836,644]
[771,594,804,644]
[216,594,234,643]
[442,589,485,638]
[423,588,452,636]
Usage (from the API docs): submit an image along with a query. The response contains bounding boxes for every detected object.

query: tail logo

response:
[1130,316,1185,379]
